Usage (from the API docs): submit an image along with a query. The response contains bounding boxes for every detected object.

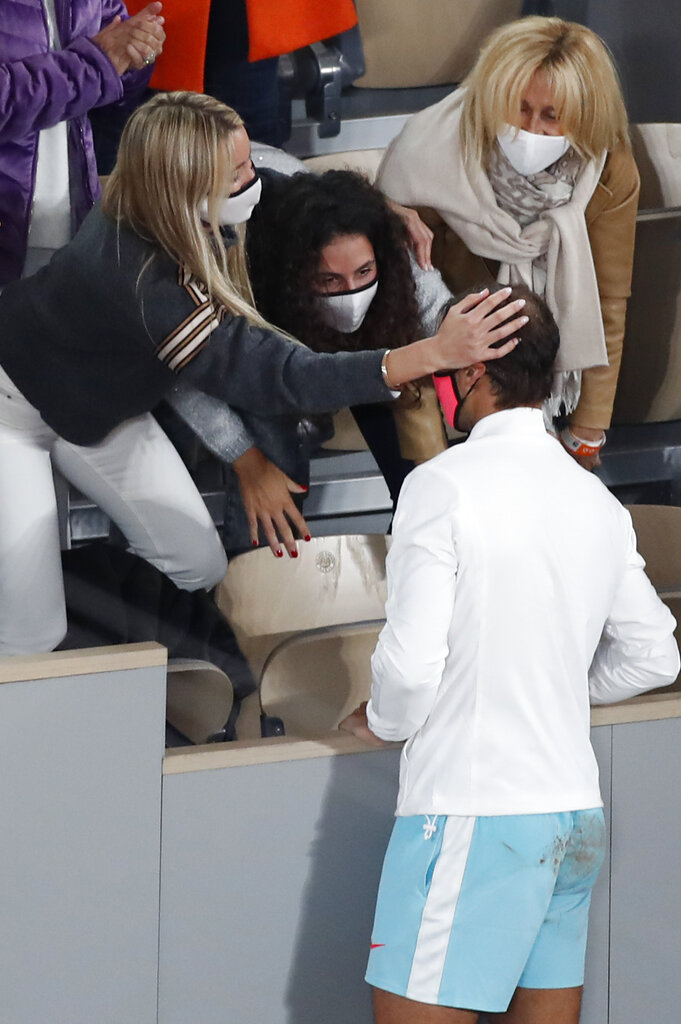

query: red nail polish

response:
[252,540,258,548]
[304,534,311,542]
[290,549,298,558]
[276,549,283,558]
[300,485,309,492]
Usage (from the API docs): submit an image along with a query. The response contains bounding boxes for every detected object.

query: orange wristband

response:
[560,427,606,458]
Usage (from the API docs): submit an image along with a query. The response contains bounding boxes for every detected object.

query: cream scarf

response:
[378,89,608,376]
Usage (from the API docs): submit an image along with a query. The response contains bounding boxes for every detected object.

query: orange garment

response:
[125,0,211,91]
[125,0,357,91]
[246,0,357,61]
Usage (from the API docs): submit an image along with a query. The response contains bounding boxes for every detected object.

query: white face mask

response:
[198,174,262,226]
[315,278,378,334]
[497,125,570,177]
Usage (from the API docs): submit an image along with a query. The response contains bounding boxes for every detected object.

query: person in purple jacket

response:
[0,0,165,284]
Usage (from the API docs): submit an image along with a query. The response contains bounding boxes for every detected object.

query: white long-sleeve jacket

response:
[368,408,680,817]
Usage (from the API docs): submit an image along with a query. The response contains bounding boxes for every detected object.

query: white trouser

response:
[0,364,227,655]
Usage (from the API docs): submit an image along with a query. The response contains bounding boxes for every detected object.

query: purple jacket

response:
[0,0,152,284]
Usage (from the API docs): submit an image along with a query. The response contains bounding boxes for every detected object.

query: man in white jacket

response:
[341,287,680,1024]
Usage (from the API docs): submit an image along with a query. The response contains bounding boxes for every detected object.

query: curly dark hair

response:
[246,169,422,354]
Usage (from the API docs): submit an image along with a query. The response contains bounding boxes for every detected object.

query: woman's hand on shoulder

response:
[387,200,434,271]
[232,446,311,558]
[434,287,528,368]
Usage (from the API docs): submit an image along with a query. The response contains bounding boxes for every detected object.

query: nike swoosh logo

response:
[370,943,386,949]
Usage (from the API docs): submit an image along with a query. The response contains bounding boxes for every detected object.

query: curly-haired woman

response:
[248,168,448,489]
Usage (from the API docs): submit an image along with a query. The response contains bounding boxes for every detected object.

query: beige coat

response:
[415,146,640,431]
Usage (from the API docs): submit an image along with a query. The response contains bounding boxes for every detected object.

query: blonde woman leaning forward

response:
[378,16,640,469]
[0,92,526,655]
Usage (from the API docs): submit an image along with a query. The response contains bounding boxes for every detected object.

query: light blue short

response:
[366,808,606,1014]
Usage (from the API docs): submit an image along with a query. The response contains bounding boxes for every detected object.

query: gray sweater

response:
[0,204,394,447]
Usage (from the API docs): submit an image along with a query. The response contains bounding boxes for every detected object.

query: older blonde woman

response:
[379,16,640,468]
[0,91,526,654]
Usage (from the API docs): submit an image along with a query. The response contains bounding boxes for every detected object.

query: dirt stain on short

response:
[569,814,607,873]
[550,834,570,872]
[543,814,607,884]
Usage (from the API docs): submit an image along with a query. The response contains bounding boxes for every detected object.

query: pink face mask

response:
[433,374,458,426]
[433,371,480,431]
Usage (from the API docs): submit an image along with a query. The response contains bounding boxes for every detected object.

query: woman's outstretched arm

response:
[179,288,526,415]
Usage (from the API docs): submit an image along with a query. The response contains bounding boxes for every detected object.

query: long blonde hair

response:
[460,17,631,166]
[102,91,269,327]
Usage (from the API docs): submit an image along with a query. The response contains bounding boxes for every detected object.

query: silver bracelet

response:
[381,349,394,388]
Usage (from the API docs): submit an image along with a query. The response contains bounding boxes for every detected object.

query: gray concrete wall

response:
[158,747,401,1024]
[0,645,166,1024]
[157,724,632,1024]
[609,718,681,1020]
[0,650,678,1024]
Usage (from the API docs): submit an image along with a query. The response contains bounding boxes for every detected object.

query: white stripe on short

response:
[406,815,475,1003]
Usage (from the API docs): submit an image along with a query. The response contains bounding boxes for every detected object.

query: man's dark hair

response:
[439,285,560,407]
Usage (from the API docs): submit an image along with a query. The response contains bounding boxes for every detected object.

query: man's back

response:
[350,285,680,1022]
[369,407,678,816]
